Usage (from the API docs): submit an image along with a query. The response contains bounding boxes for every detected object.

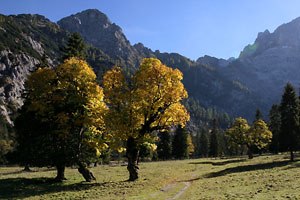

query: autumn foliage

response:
[226,117,272,159]
[18,57,107,181]
[103,58,189,180]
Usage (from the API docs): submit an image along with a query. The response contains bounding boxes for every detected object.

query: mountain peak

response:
[58,9,137,62]
[69,9,112,25]
[58,9,112,29]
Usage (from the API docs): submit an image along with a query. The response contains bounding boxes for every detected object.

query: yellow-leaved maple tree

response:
[226,117,272,159]
[103,58,190,181]
[25,57,107,182]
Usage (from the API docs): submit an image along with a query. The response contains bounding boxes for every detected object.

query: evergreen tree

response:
[61,32,86,61]
[209,118,219,157]
[172,125,189,159]
[255,108,263,121]
[279,83,299,161]
[268,104,281,154]
[157,131,172,160]
[199,128,209,157]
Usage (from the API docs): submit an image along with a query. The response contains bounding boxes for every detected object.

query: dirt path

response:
[136,173,197,200]
[166,181,191,200]
[135,170,198,200]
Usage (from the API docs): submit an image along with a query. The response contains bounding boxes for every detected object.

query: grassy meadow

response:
[1,154,300,199]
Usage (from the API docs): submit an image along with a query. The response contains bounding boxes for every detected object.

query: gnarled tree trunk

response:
[127,137,139,181]
[54,164,67,182]
[78,161,96,182]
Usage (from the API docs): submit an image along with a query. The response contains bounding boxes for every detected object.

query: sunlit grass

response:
[1,154,300,199]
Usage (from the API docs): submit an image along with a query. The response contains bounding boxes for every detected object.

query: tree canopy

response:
[103,58,189,180]
[16,57,107,181]
[226,117,272,159]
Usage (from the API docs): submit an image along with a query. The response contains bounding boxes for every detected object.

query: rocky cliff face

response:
[58,9,140,66]
[0,14,65,124]
[0,50,39,123]
[215,17,300,115]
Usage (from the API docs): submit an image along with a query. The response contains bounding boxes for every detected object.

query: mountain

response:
[0,9,240,138]
[7,8,300,131]
[4,8,300,162]
[213,16,300,116]
[57,9,256,119]
[58,9,140,68]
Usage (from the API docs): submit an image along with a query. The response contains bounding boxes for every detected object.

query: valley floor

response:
[1,154,300,199]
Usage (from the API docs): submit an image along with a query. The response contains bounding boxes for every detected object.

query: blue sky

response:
[1,0,300,60]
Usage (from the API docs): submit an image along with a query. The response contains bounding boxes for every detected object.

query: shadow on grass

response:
[0,170,31,176]
[205,160,290,178]
[189,159,247,166]
[0,168,56,176]
[181,160,291,183]
[0,177,109,199]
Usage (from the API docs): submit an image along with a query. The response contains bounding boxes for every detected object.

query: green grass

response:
[1,154,300,199]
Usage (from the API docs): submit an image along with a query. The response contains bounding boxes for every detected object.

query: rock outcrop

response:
[0,50,39,124]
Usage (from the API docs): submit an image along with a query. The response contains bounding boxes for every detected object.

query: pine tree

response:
[209,118,219,157]
[255,108,263,121]
[199,128,209,157]
[61,32,86,61]
[172,125,189,159]
[268,104,281,154]
[157,131,172,160]
[279,83,299,161]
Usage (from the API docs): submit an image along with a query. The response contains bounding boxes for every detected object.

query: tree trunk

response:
[23,164,31,172]
[127,137,139,181]
[247,146,253,159]
[290,150,294,162]
[78,161,96,182]
[54,164,67,182]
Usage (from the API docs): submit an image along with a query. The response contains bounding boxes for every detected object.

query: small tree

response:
[209,118,219,157]
[248,120,272,157]
[157,131,172,160]
[61,32,86,61]
[187,134,194,157]
[279,83,299,161]
[226,117,272,159]
[103,58,189,181]
[268,104,281,154]
[255,108,263,121]
[199,129,209,157]
[172,125,189,159]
